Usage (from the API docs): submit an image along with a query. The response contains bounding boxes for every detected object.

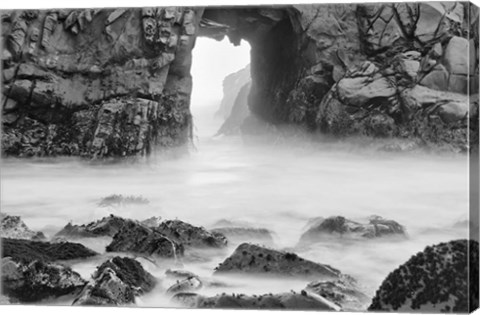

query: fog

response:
[0,37,470,307]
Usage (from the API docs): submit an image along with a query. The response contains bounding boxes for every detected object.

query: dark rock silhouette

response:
[157,220,228,249]
[106,220,183,258]
[214,243,340,280]
[210,226,274,245]
[369,239,479,312]
[299,215,406,244]
[54,214,130,239]
[73,256,156,305]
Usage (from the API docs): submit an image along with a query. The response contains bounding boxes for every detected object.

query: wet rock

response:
[369,239,479,312]
[176,291,338,310]
[157,220,228,249]
[73,256,156,305]
[210,226,274,245]
[1,238,97,263]
[54,214,129,239]
[336,75,396,108]
[0,214,46,240]
[166,276,202,295]
[305,276,370,311]
[214,243,340,280]
[106,220,183,258]
[2,257,86,302]
[299,215,406,244]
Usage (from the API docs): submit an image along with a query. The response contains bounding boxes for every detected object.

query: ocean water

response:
[0,103,469,308]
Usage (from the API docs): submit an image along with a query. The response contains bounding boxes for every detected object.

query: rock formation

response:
[54,214,130,239]
[214,243,340,280]
[0,213,46,240]
[210,226,274,245]
[1,257,87,302]
[216,64,250,119]
[299,215,406,244]
[156,220,228,248]
[2,238,97,262]
[106,220,183,258]
[166,276,203,295]
[73,256,156,305]
[173,290,339,310]
[369,239,479,312]
[217,82,251,135]
[2,3,478,157]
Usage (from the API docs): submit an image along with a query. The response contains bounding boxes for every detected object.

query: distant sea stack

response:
[369,239,479,312]
[2,4,478,158]
[216,64,251,119]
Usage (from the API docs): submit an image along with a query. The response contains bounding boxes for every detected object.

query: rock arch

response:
[1,3,478,158]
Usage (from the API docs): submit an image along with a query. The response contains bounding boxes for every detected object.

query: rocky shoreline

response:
[1,211,477,311]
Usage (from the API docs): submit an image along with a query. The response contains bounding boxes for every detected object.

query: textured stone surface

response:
[210,226,274,245]
[157,220,228,248]
[2,238,97,263]
[1,3,478,156]
[369,240,479,312]
[1,257,86,302]
[54,214,129,239]
[214,243,340,279]
[299,215,406,244]
[73,256,156,305]
[106,220,183,258]
[173,291,339,310]
[0,213,46,240]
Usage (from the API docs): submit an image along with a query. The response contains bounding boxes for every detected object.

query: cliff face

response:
[1,3,479,157]
[216,64,250,119]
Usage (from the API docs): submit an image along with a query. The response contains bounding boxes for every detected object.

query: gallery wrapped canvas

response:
[0,1,479,313]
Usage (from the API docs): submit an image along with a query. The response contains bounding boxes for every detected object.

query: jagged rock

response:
[305,277,370,311]
[54,214,129,239]
[214,243,340,280]
[1,257,86,302]
[0,214,46,240]
[369,240,479,312]
[174,291,338,310]
[165,269,198,280]
[140,216,162,228]
[166,276,203,295]
[299,215,406,244]
[210,226,274,245]
[216,64,251,119]
[106,220,183,258]
[1,238,97,263]
[73,256,156,305]
[217,82,251,135]
[157,220,228,249]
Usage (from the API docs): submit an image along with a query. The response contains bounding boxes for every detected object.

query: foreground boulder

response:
[369,239,479,312]
[73,257,156,305]
[54,214,129,239]
[157,220,228,249]
[2,238,97,263]
[0,214,45,240]
[2,257,86,302]
[210,227,274,246]
[106,220,183,258]
[214,243,340,280]
[173,291,339,310]
[299,215,406,244]
[305,277,370,311]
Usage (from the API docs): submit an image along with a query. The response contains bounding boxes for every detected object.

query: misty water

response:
[0,100,470,307]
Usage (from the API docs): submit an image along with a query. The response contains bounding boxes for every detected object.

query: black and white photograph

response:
[0,0,479,313]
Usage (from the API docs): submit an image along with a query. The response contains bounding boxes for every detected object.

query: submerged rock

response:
[165,269,198,280]
[1,238,97,263]
[0,214,46,240]
[157,220,228,249]
[305,276,370,311]
[210,227,274,245]
[2,257,86,302]
[173,291,338,310]
[299,215,406,244]
[106,220,183,258]
[166,276,203,295]
[369,239,479,312]
[214,243,340,280]
[73,256,156,306]
[54,214,130,239]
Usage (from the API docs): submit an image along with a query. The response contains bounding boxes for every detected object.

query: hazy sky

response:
[191,37,251,107]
